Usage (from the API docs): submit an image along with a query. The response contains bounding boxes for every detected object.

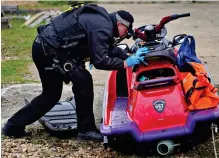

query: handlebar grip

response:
[170,13,190,20]
[178,13,190,18]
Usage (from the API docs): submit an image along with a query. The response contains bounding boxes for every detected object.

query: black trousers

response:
[6,41,96,133]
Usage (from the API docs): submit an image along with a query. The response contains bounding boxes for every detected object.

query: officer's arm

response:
[88,29,126,70]
[108,46,129,60]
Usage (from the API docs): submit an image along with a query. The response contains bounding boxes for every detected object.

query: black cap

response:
[116,10,134,35]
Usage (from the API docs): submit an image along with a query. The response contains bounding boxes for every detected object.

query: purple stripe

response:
[100,97,219,142]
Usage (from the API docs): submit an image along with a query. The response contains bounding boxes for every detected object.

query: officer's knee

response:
[43,92,62,105]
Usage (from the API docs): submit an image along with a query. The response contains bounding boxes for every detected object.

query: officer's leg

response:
[70,68,96,133]
[6,69,64,126]
[3,42,63,137]
[70,68,102,140]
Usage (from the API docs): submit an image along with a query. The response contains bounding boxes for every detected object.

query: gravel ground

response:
[1,76,219,158]
[1,84,104,127]
[2,3,219,158]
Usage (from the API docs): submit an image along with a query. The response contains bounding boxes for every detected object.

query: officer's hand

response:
[125,55,145,67]
[130,45,138,54]
[136,47,149,57]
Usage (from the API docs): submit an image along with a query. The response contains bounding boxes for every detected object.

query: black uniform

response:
[5,4,128,133]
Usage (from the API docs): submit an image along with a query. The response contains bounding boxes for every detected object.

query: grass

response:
[18,1,84,12]
[1,18,38,85]
[1,59,34,84]
[18,4,69,12]
[1,19,37,59]
[1,1,76,85]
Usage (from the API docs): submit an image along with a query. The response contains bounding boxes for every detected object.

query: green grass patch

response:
[18,1,98,11]
[19,2,71,12]
[1,2,73,85]
[1,60,34,84]
[1,19,37,59]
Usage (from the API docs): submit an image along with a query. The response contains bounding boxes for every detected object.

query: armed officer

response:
[2,4,148,141]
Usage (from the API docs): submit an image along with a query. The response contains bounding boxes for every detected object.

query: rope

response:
[211,123,218,158]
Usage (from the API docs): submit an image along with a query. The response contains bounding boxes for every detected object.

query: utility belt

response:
[35,37,85,84]
[35,36,87,60]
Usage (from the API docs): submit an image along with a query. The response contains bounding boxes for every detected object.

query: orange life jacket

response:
[182,62,219,110]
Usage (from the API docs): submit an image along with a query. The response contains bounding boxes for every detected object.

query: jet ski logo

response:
[153,100,165,113]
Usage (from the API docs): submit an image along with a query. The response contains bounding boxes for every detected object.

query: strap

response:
[185,87,194,102]
[116,13,130,27]
[203,73,211,83]
[187,35,196,56]
[185,78,206,102]
[211,86,216,92]
[192,78,198,87]
[192,78,207,90]
[65,3,85,12]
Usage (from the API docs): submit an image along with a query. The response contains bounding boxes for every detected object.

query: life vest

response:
[182,62,219,110]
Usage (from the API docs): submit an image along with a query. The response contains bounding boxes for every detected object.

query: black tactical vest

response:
[49,4,111,49]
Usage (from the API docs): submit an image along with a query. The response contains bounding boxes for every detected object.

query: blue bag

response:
[177,35,202,70]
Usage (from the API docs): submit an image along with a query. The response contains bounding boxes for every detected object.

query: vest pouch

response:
[35,37,58,57]
[51,4,111,46]
[51,12,83,41]
[51,5,100,40]
[37,24,47,34]
[61,34,86,49]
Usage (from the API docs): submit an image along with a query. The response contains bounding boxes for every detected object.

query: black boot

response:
[2,124,32,138]
[78,130,103,141]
